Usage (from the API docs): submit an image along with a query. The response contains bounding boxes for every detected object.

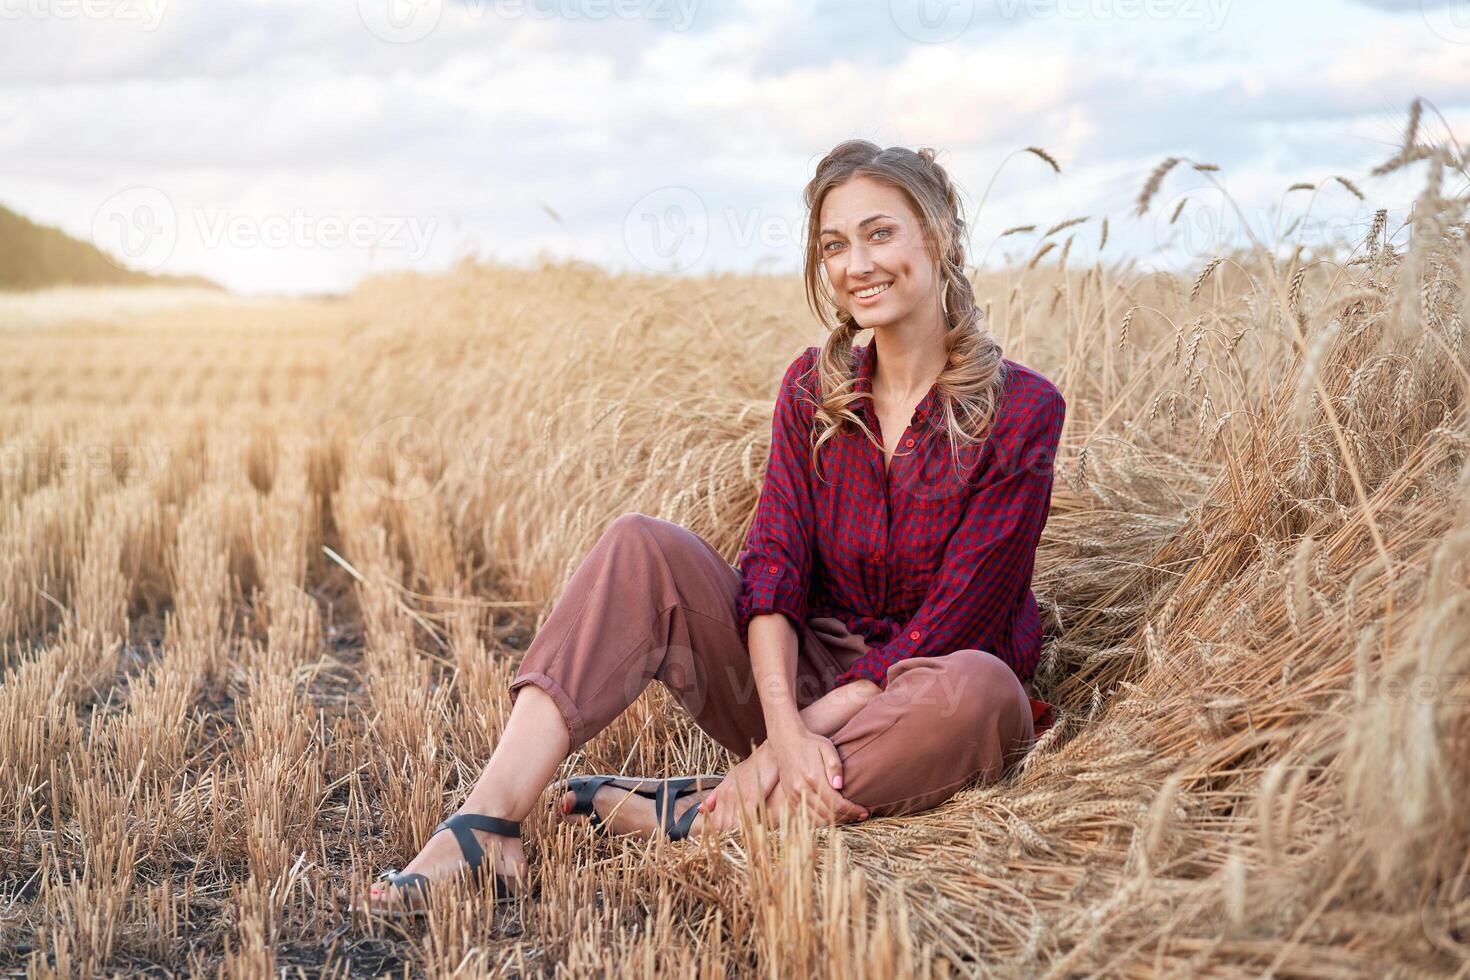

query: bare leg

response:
[368,684,570,907]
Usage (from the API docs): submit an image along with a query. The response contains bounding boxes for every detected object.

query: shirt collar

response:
[852,339,943,431]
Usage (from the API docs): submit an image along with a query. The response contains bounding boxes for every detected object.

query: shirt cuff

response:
[735,563,808,647]
[831,643,897,689]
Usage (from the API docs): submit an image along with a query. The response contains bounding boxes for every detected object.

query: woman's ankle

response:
[458,787,532,824]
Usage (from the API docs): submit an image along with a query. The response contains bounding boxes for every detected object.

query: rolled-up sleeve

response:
[832,386,1066,689]
[734,347,819,648]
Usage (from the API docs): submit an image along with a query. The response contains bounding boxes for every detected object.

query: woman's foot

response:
[558,782,711,838]
[367,811,529,912]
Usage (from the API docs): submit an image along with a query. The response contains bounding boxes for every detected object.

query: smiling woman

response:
[787,142,1065,697]
[366,140,1064,918]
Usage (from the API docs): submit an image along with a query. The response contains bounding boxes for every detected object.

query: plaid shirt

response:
[735,342,1065,700]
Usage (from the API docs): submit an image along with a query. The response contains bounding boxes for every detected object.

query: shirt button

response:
[767,564,778,573]
[909,630,922,640]
[904,437,915,447]
[871,551,882,562]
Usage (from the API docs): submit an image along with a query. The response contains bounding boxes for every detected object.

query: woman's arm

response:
[702,613,875,831]
[745,612,870,821]
[747,613,805,742]
[748,614,882,738]
[794,671,881,736]
[732,348,819,652]
[731,349,863,823]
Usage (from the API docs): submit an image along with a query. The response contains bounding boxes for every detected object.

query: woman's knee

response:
[597,513,678,571]
[603,512,701,559]
[601,509,744,625]
[928,649,1035,767]
[883,649,1026,727]
[603,511,661,544]
[837,649,1034,814]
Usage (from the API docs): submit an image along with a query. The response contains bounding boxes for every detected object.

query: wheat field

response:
[3,119,1469,977]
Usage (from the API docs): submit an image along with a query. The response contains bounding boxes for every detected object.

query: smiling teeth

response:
[855,283,891,298]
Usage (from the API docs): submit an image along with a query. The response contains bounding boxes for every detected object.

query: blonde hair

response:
[799,140,1008,484]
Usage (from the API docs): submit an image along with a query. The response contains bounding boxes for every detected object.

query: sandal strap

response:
[654,777,702,841]
[665,775,701,801]
[383,870,428,889]
[433,812,521,873]
[669,802,700,841]
[566,774,717,836]
[665,775,711,800]
[566,775,677,823]
[575,773,718,798]
[567,775,619,815]
[444,812,521,838]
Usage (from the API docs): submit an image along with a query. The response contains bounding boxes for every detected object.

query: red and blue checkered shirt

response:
[735,341,1065,697]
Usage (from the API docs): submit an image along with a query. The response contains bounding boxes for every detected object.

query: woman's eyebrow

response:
[819,213,894,237]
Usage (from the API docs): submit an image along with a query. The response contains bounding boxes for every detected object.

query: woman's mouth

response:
[852,281,892,305]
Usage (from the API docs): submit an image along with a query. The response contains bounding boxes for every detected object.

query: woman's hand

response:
[768,727,868,825]
[697,742,781,834]
[699,735,870,833]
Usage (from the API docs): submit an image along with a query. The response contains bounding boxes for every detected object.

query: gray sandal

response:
[560,774,719,840]
[369,812,531,915]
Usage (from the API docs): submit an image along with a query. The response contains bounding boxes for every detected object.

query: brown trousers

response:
[508,513,1037,818]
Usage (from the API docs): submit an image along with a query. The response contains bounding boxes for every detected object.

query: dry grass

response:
[3,122,1469,976]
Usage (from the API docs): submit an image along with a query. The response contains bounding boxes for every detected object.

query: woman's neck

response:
[868,322,947,403]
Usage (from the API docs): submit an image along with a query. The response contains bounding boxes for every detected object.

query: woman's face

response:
[817,175,938,331]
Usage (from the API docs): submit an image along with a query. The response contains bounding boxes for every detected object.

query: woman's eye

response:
[821,228,888,252]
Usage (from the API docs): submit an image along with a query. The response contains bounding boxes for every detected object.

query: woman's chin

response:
[852,310,897,331]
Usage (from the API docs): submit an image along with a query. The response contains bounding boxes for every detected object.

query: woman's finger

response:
[819,739,844,791]
[835,794,868,822]
[702,791,735,832]
[805,787,836,825]
[719,795,745,833]
[803,777,846,824]
[797,779,828,821]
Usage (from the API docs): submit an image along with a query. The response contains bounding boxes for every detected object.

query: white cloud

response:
[0,0,1464,293]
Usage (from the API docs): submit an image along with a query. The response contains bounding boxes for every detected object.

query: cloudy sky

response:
[1,0,1466,294]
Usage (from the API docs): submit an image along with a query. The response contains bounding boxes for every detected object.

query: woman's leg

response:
[508,511,801,758]
[763,648,1038,821]
[367,682,567,905]
[373,512,788,901]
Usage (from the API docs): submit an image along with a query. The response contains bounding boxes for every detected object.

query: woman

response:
[367,140,1065,912]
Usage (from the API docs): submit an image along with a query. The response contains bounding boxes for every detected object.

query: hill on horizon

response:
[0,202,222,292]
